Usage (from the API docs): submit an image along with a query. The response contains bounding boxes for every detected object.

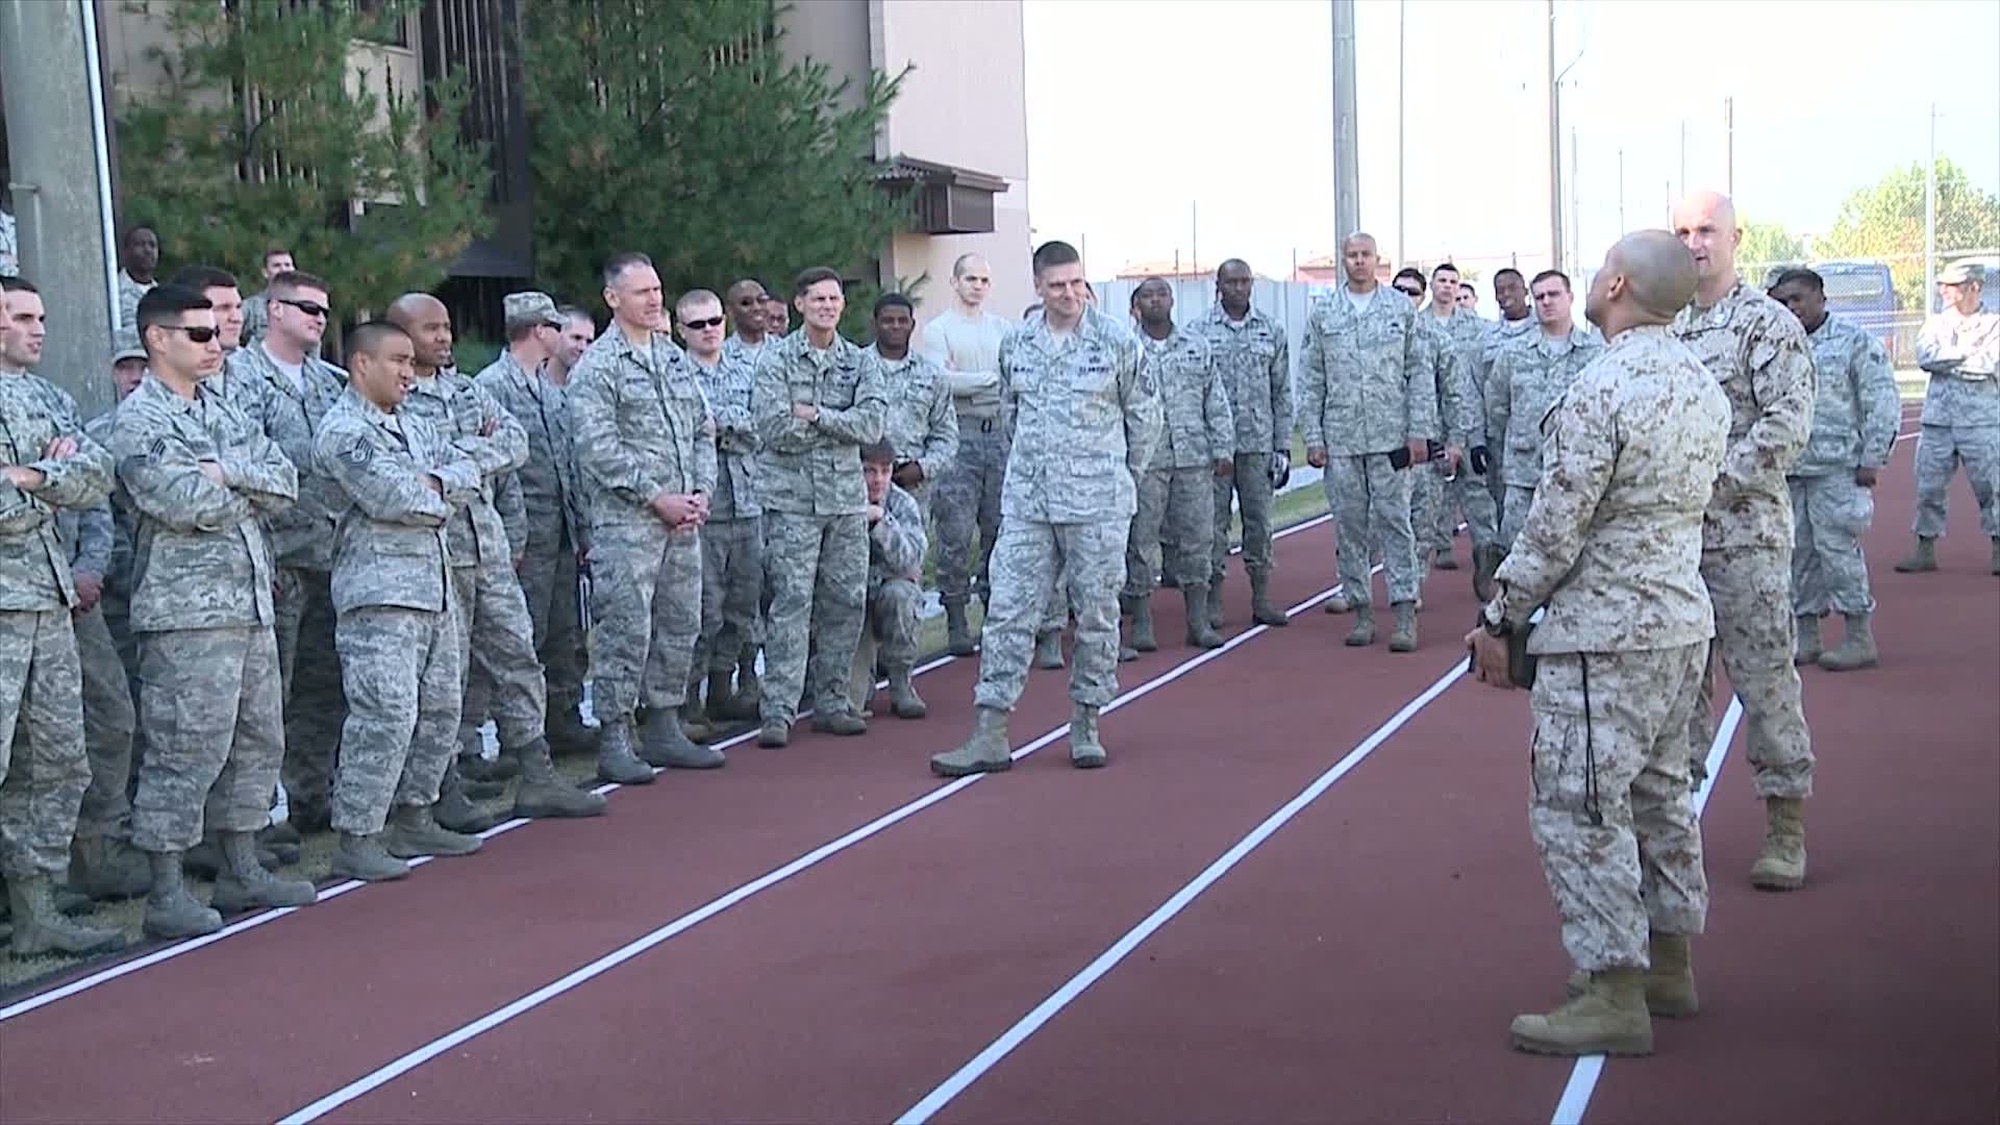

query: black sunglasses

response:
[1394,285,1424,297]
[277,297,331,318]
[681,315,726,330]
[161,325,220,343]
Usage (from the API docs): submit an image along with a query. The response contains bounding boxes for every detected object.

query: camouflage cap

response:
[1936,261,1985,286]
[111,342,148,365]
[503,290,566,332]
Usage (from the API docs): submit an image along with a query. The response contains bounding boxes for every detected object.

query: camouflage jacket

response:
[315,388,480,616]
[752,331,887,516]
[1296,285,1438,456]
[997,305,1162,523]
[692,350,762,521]
[1137,323,1233,470]
[0,368,114,612]
[568,326,719,532]
[105,376,295,632]
[1487,325,1605,488]
[1916,306,2000,429]
[403,369,528,568]
[1793,313,1899,477]
[1492,325,1729,654]
[1672,278,1817,551]
[59,413,115,579]
[874,345,959,485]
[868,482,927,590]
[221,344,350,570]
[1191,303,1293,456]
[475,352,588,551]
[1415,309,1489,451]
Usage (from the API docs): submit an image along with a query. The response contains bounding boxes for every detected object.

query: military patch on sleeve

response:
[344,439,374,467]
[148,438,168,461]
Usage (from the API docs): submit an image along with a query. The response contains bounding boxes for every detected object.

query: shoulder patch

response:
[344,439,375,467]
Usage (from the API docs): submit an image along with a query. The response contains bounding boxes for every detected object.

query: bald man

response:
[1469,230,1730,1057]
[1670,190,1817,892]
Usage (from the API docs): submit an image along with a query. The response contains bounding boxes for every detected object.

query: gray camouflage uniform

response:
[1789,314,1898,616]
[1297,285,1438,608]
[1488,325,1605,547]
[1127,324,1232,595]
[1673,279,1816,801]
[315,389,474,835]
[690,350,763,692]
[1,370,113,878]
[867,482,927,682]
[973,306,1162,711]
[751,331,886,726]
[1486,323,1729,973]
[106,376,296,851]
[568,328,718,723]
[57,457,136,856]
[875,344,958,515]
[1479,315,1540,510]
[1191,302,1292,588]
[1417,305,1499,557]
[1910,299,2000,542]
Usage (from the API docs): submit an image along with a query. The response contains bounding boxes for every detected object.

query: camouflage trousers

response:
[844,576,923,715]
[1323,453,1420,606]
[131,625,285,852]
[1789,473,1877,617]
[1410,457,1448,560]
[1912,422,2000,539]
[277,567,347,820]
[331,605,463,836]
[974,517,1128,711]
[0,609,90,879]
[1530,644,1710,972]
[693,515,763,680]
[1211,451,1276,583]
[761,512,867,724]
[74,603,135,843]
[590,522,702,722]
[449,556,548,751]
[1128,466,1216,598]
[933,419,1008,608]
[469,518,588,732]
[1688,547,1814,800]
[1500,484,1537,550]
[1441,464,1499,549]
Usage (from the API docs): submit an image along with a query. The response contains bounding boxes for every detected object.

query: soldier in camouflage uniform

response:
[719,281,775,710]
[1469,230,1729,1059]
[568,253,723,776]
[0,278,126,956]
[750,267,888,747]
[1488,272,1604,548]
[677,290,764,728]
[932,241,1162,776]
[917,254,1015,656]
[1670,190,1817,892]
[1298,233,1437,652]
[315,322,486,882]
[1899,260,2000,575]
[109,285,318,937]
[1194,259,1293,629]
[871,293,958,516]
[474,295,603,761]
[223,271,349,834]
[1768,269,1900,671]
[1123,277,1233,652]
[848,439,929,719]
[1414,264,1502,594]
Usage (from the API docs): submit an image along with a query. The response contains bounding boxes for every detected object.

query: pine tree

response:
[113,0,494,319]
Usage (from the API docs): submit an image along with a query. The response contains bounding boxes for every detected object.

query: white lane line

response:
[1547,694,1744,1125]
[3,514,1345,1023]
[893,656,1471,1125]
[271,563,1366,1125]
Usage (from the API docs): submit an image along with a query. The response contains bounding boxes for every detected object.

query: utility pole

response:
[1725,96,1734,197]
[1396,0,1407,267]
[1331,0,1362,241]
[1546,0,1561,270]
[1925,102,1938,309]
[0,0,122,417]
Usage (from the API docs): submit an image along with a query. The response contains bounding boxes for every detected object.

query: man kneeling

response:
[849,440,928,719]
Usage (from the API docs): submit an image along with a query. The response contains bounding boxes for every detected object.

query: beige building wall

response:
[779,0,1032,325]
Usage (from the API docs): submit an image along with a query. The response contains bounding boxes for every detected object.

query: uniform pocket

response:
[1528,703,1584,810]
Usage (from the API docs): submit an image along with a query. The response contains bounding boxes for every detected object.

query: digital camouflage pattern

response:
[874,346,958,510]
[1129,324,1230,597]
[1488,325,1605,546]
[329,605,463,835]
[220,345,348,570]
[1191,303,1291,582]
[59,467,136,847]
[691,352,764,683]
[867,482,927,672]
[1912,303,2000,539]
[130,626,286,851]
[1790,314,1898,616]
[1413,307,1493,558]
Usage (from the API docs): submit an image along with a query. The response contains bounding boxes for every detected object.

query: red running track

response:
[2,434,1994,1125]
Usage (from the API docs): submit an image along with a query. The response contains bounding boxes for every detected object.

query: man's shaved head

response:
[1585,230,1699,336]
[385,292,446,327]
[385,292,454,370]
[1668,189,1741,292]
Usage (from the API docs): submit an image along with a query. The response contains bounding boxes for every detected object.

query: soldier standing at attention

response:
[1488,270,1603,549]
[1467,230,1729,1059]
[0,277,126,956]
[1768,268,1899,670]
[1124,276,1233,652]
[1193,258,1293,630]
[930,240,1162,776]
[1298,232,1437,652]
[916,254,1015,656]
[871,293,958,517]
[1898,261,2000,575]
[751,267,887,748]
[109,285,316,935]
[1670,189,1817,891]
[315,322,486,880]
[567,253,723,778]
[1416,263,1496,581]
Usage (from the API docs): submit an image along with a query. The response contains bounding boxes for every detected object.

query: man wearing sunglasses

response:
[105,284,316,935]
[225,270,351,838]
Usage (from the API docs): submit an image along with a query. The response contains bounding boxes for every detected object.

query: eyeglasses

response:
[277,297,331,318]
[160,325,221,343]
[680,315,726,330]
[1394,285,1424,297]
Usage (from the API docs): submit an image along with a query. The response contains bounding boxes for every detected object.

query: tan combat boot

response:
[1817,613,1877,671]
[1249,570,1287,626]
[1322,584,1350,614]
[1344,601,1376,646]
[7,875,127,957]
[1388,601,1418,652]
[1894,535,1936,572]
[1184,585,1223,649]
[1749,796,1808,890]
[930,705,1013,777]
[1512,966,1654,1057]
[1565,931,1698,1017]
[1794,614,1822,665]
[1069,703,1107,769]
[1126,593,1158,652]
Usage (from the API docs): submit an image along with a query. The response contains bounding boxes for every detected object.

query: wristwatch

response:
[1481,598,1511,637]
